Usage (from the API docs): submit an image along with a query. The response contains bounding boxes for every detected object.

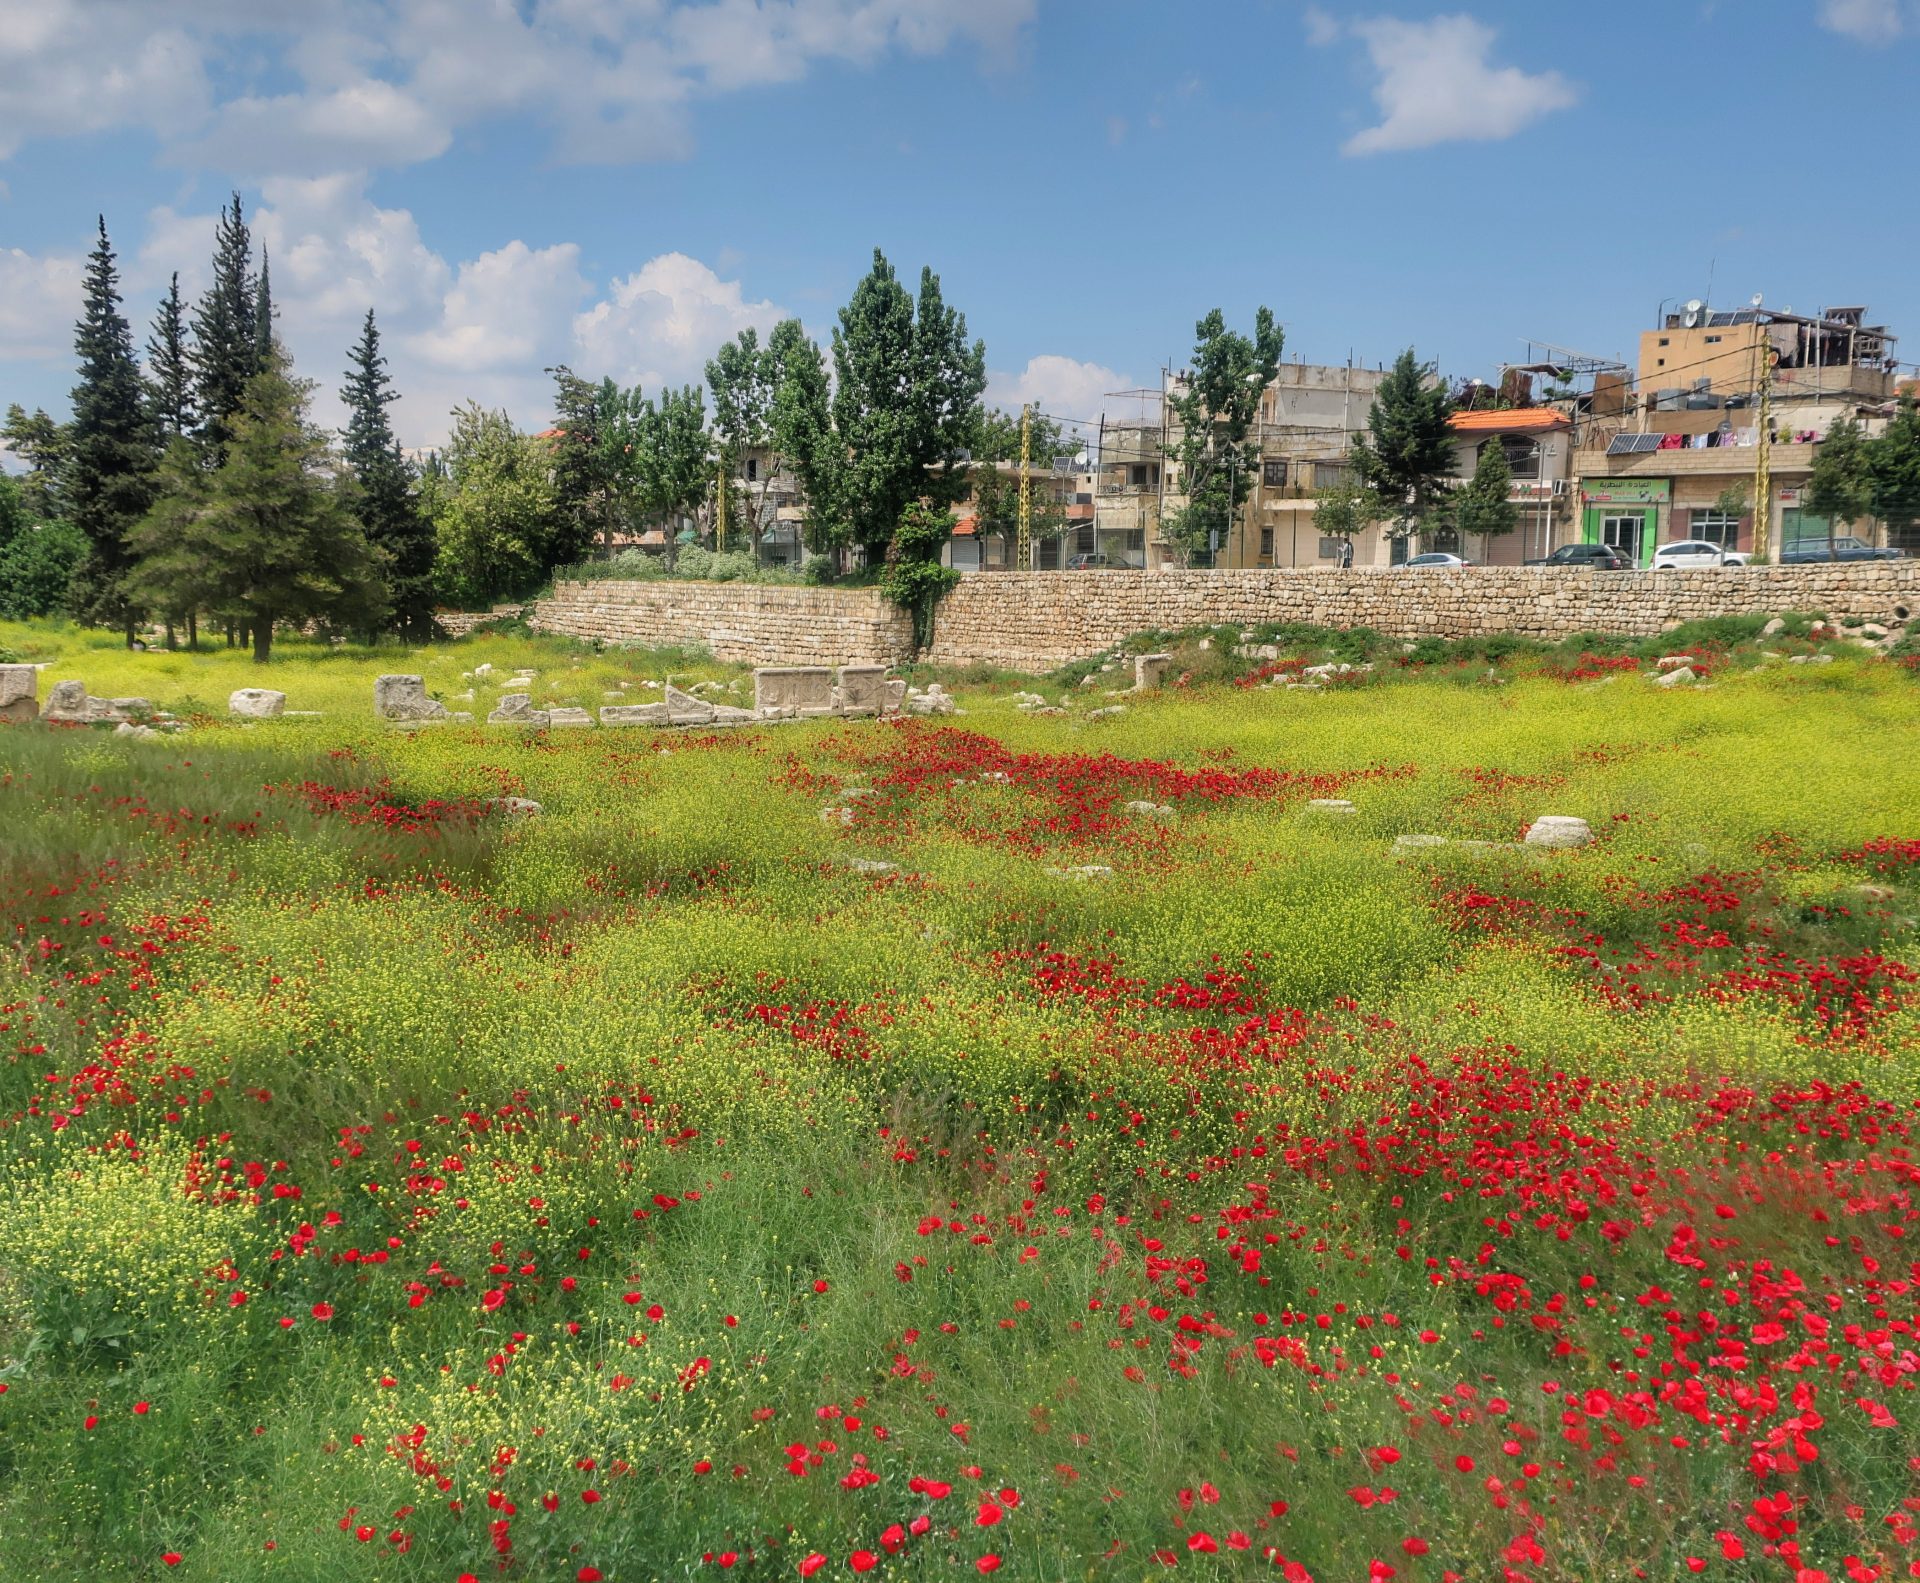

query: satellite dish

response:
[1750,293,1764,308]
[1682,299,1704,328]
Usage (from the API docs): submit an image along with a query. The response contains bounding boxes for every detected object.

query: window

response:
[1656,358,1666,368]
[1312,460,1350,489]
[1481,435,1539,479]
[1318,537,1345,559]
[1658,337,1671,347]
[745,458,758,482]
[1689,509,1741,548]
[1262,459,1288,488]
[1128,463,1158,489]
[1259,526,1274,561]
[1704,335,1722,345]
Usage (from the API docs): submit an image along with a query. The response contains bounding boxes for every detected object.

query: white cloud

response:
[574,252,789,389]
[0,0,1040,177]
[1817,0,1906,40]
[1303,6,1341,47]
[1342,14,1577,156]
[986,354,1129,442]
[0,247,86,362]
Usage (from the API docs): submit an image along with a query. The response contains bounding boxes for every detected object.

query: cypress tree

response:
[191,192,257,454]
[66,215,156,640]
[1350,348,1457,539]
[254,251,275,370]
[145,273,195,440]
[342,309,436,637]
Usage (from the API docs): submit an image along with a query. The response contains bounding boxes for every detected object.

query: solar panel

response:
[1606,433,1661,455]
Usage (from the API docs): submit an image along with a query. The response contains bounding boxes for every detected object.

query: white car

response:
[1651,539,1748,569]
[1402,552,1473,568]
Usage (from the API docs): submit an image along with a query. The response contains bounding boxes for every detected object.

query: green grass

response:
[1,628,1918,1582]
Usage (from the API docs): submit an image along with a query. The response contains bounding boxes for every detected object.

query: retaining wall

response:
[925,565,1920,670]
[514,565,1920,673]
[529,580,915,666]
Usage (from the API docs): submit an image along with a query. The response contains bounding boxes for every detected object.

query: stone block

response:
[42,680,91,722]
[1524,815,1593,849]
[0,664,38,722]
[664,683,716,725]
[754,665,833,717]
[600,703,671,727]
[1305,798,1356,816]
[881,678,906,715]
[375,674,448,720]
[229,688,286,719]
[545,707,595,728]
[488,694,549,725]
[1133,652,1171,690]
[836,664,888,717]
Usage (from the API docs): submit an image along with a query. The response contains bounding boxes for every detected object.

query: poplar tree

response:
[191,193,258,453]
[66,216,156,639]
[342,309,436,637]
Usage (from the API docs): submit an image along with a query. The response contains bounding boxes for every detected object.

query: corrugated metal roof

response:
[1448,408,1573,434]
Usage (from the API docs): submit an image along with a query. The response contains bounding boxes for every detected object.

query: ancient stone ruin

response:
[374,675,450,722]
[42,680,155,725]
[229,688,286,719]
[0,664,38,723]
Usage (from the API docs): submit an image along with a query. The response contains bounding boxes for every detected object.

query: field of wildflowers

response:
[3,623,1920,1583]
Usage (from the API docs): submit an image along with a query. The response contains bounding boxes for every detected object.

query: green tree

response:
[1164,307,1284,564]
[191,193,258,454]
[145,273,195,440]
[66,215,157,640]
[975,407,1075,465]
[879,499,960,652]
[969,460,1067,555]
[1868,398,1920,543]
[254,251,275,368]
[636,384,709,568]
[1452,439,1518,559]
[129,353,386,662]
[707,327,783,554]
[1312,472,1371,557]
[1350,348,1456,539]
[2,405,70,522]
[830,249,985,562]
[342,310,436,637]
[0,515,89,619]
[546,366,608,565]
[0,468,23,551]
[769,321,844,558]
[1805,417,1873,530]
[428,404,557,606]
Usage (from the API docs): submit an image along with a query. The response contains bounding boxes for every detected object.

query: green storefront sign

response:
[1580,479,1669,567]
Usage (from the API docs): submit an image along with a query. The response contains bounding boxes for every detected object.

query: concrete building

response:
[1566,300,1904,563]
[1439,407,1576,565]
[942,461,1095,573]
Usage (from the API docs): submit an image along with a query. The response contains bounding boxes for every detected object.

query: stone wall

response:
[528,580,916,666]
[924,565,1920,671]
[502,566,1920,674]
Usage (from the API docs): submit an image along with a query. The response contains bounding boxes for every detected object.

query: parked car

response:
[1651,539,1749,569]
[1064,552,1113,570]
[1778,536,1904,564]
[1526,543,1632,571]
[1402,552,1473,568]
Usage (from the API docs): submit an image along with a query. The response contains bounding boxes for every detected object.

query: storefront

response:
[1579,478,1670,568]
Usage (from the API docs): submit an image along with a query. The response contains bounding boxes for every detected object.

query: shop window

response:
[1689,509,1741,547]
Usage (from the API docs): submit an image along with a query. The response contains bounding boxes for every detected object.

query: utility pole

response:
[1754,348,1773,563]
[1017,402,1032,572]
[716,456,727,553]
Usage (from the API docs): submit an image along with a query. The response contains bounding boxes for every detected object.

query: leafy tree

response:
[1868,398,1920,543]
[707,328,775,552]
[1164,307,1284,564]
[145,273,195,440]
[879,499,959,652]
[129,352,386,662]
[1805,417,1873,529]
[2,405,70,521]
[1452,439,1518,559]
[66,216,157,639]
[0,469,23,552]
[1350,348,1455,538]
[636,385,709,568]
[830,249,985,562]
[546,366,608,565]
[342,310,436,637]
[191,193,258,453]
[428,404,557,606]
[769,321,844,558]
[969,459,1066,558]
[975,407,1075,465]
[0,516,89,620]
[1313,472,1371,556]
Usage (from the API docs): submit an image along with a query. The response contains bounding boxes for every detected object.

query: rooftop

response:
[1448,408,1573,435]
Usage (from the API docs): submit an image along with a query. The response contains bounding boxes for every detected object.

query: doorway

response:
[1600,512,1648,566]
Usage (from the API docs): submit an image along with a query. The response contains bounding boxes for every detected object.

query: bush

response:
[0,519,87,619]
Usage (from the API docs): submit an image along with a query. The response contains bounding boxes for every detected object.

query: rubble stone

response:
[229,688,286,719]
[1524,815,1593,849]
[374,674,448,721]
[0,664,39,722]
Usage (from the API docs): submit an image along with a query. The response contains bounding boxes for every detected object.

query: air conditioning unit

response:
[1551,479,1568,497]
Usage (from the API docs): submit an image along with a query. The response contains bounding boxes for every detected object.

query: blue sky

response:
[1,0,1914,449]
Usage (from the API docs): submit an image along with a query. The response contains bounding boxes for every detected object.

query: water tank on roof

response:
[1654,389,1686,412]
